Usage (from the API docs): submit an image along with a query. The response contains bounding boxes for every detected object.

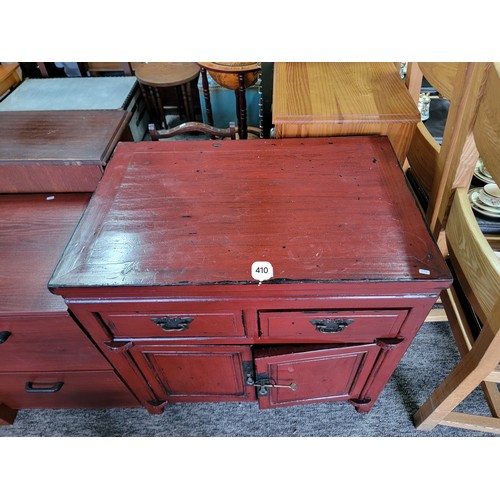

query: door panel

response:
[131,344,256,402]
[253,343,380,409]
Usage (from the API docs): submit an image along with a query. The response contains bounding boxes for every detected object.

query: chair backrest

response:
[473,62,500,187]
[412,63,500,434]
[446,61,500,334]
[149,121,236,141]
[404,62,489,245]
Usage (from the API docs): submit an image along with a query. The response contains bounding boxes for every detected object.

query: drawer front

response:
[101,309,246,341]
[258,309,408,343]
[0,315,111,371]
[0,370,139,409]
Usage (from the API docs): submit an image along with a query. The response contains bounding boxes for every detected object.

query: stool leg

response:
[153,87,167,129]
[237,72,248,139]
[176,86,186,122]
[184,81,196,121]
[180,83,195,122]
[140,83,163,130]
[200,67,214,126]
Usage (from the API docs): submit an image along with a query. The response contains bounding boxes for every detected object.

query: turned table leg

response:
[200,67,214,126]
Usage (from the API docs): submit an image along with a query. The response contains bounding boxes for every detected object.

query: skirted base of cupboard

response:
[48,137,452,416]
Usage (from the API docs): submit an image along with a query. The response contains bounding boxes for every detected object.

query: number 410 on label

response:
[251,261,273,282]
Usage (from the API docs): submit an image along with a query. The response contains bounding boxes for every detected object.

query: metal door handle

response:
[251,379,298,396]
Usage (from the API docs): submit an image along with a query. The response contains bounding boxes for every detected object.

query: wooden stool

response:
[198,62,261,139]
[135,62,200,130]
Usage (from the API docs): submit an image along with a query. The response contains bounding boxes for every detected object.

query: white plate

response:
[474,164,494,184]
[468,188,500,218]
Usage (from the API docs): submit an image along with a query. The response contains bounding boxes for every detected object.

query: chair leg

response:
[414,332,500,430]
[481,381,500,418]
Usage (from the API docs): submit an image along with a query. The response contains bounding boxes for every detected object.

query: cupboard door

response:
[253,344,380,409]
[131,344,256,403]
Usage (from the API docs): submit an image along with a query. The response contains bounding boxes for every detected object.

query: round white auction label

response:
[251,261,274,282]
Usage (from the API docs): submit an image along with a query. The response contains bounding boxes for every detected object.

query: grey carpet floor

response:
[1,321,498,437]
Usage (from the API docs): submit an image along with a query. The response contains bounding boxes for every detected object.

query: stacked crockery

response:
[469,182,500,218]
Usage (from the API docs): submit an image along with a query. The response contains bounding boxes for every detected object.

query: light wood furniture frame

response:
[272,62,420,164]
[413,62,500,434]
[404,63,490,251]
[0,63,21,99]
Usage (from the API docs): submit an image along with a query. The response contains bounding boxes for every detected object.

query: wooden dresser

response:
[0,110,131,193]
[49,137,451,415]
[272,63,420,163]
[0,194,138,424]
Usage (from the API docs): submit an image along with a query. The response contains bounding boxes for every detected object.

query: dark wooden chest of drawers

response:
[49,137,452,415]
[0,194,138,424]
[0,110,130,193]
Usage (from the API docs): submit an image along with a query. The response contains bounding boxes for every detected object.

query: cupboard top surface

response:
[272,63,420,124]
[0,110,130,165]
[49,136,451,289]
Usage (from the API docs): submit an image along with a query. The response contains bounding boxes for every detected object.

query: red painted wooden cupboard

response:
[49,137,452,414]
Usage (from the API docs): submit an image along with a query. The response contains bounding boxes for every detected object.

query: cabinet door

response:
[253,343,381,409]
[130,344,256,403]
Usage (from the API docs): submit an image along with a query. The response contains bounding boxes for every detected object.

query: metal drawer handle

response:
[25,381,64,394]
[310,318,354,333]
[151,316,194,332]
[0,330,12,344]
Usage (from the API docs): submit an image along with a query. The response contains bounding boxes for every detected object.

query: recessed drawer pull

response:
[310,318,354,333]
[0,330,12,344]
[25,381,64,393]
[151,316,194,332]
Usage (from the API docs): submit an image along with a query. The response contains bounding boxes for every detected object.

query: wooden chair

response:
[148,121,236,141]
[0,63,21,100]
[404,63,489,254]
[413,62,500,434]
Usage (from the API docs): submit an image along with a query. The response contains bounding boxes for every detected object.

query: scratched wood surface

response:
[272,63,420,163]
[0,110,130,193]
[0,193,91,312]
[49,137,450,289]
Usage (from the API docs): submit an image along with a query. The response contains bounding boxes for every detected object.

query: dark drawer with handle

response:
[0,370,139,409]
[0,315,112,371]
[258,309,409,343]
[100,309,246,341]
